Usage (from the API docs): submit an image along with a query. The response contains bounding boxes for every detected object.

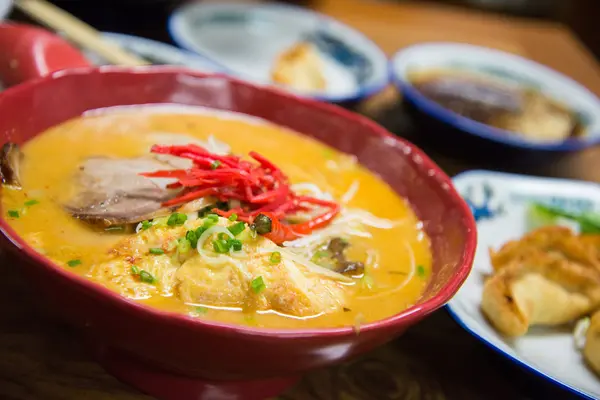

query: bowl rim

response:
[389,41,600,151]
[167,2,391,103]
[0,65,477,339]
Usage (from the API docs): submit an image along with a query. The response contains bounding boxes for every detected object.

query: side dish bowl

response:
[391,42,600,152]
[0,25,477,400]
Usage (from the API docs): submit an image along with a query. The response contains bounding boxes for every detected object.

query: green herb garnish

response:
[228,221,246,236]
[139,270,155,284]
[131,265,140,275]
[66,259,81,267]
[210,160,222,170]
[149,247,164,255]
[229,239,243,251]
[416,265,426,277]
[141,220,153,230]
[195,306,208,314]
[213,239,231,253]
[269,251,281,264]
[186,230,199,249]
[24,199,39,207]
[177,237,192,253]
[7,210,19,218]
[228,213,238,221]
[167,212,188,227]
[251,276,266,294]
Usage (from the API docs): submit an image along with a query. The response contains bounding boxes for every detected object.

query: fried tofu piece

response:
[271,42,326,92]
[177,238,347,317]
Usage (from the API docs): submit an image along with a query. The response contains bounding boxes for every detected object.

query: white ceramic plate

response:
[390,43,600,151]
[168,2,389,102]
[85,32,223,72]
[448,170,600,399]
[0,0,11,20]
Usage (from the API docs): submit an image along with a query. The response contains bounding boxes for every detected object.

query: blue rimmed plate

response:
[85,32,224,72]
[168,2,389,102]
[448,170,600,400]
[390,43,600,152]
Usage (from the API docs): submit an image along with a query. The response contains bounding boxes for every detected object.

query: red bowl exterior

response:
[0,66,476,380]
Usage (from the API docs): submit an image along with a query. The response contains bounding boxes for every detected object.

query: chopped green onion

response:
[7,210,19,218]
[167,212,188,227]
[228,221,246,236]
[229,239,243,251]
[24,199,39,207]
[217,232,229,241]
[195,226,207,239]
[149,247,164,255]
[416,265,426,277]
[269,251,281,264]
[213,239,230,253]
[141,220,153,230]
[104,225,124,232]
[177,237,191,253]
[206,214,219,223]
[131,265,140,275]
[210,160,222,170]
[66,259,81,267]
[251,276,266,294]
[186,230,199,249]
[228,213,238,221]
[195,306,208,314]
[139,270,155,284]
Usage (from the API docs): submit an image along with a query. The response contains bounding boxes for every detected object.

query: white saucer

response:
[86,32,223,73]
[448,170,600,400]
[0,0,11,20]
[168,3,389,102]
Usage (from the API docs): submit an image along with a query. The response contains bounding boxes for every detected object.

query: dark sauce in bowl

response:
[410,71,585,142]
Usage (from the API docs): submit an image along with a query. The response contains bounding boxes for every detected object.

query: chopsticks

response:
[14,0,150,66]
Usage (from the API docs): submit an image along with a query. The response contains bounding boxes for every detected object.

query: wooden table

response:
[2,1,599,399]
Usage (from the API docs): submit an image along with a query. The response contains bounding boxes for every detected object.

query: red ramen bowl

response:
[0,24,477,400]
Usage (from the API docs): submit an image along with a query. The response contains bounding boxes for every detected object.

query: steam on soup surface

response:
[1,105,432,329]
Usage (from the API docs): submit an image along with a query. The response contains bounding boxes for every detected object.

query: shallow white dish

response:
[85,32,223,72]
[391,43,600,151]
[0,0,11,21]
[168,2,389,102]
[448,170,600,400]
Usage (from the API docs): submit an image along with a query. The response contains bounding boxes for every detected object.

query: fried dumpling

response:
[583,311,600,376]
[489,226,600,274]
[481,250,600,336]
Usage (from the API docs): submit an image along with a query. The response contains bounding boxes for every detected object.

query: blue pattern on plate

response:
[462,183,503,222]
[304,31,372,84]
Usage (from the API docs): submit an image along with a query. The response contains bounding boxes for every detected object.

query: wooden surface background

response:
[2,0,600,399]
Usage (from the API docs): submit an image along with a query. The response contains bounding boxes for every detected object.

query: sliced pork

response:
[64,155,193,227]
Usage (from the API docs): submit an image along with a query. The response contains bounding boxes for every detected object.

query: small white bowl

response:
[168,3,389,103]
[85,32,223,73]
[390,42,600,151]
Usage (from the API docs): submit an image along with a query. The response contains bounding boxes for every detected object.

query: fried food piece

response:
[489,226,600,273]
[482,251,600,336]
[482,226,600,336]
[584,311,600,376]
[271,42,326,92]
